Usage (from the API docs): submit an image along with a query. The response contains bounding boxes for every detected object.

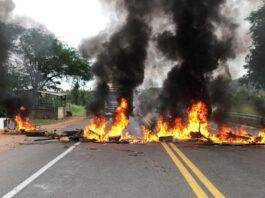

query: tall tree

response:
[11,27,92,90]
[242,2,265,89]
[67,82,91,106]
[0,22,23,92]
[71,82,80,105]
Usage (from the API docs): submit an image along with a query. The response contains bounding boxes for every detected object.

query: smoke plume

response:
[0,0,14,22]
[80,0,260,125]
[157,0,238,122]
[0,0,32,118]
[0,0,15,103]
[86,0,158,115]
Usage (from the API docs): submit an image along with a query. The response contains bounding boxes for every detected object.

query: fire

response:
[143,101,209,142]
[210,126,255,144]
[14,106,36,131]
[83,116,107,141]
[257,130,265,144]
[106,98,129,138]
[83,98,129,142]
[20,106,26,111]
[142,127,159,142]
[83,99,265,145]
[187,102,209,138]
[142,101,265,145]
[120,132,144,144]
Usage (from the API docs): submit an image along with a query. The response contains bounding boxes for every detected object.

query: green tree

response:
[242,2,265,89]
[0,22,23,91]
[67,83,91,106]
[11,27,92,90]
[71,82,80,105]
[79,90,91,106]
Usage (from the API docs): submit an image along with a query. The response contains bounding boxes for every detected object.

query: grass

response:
[231,103,259,115]
[30,104,86,126]
[68,103,86,117]
[31,119,61,126]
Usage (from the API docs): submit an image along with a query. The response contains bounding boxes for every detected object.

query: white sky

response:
[11,0,261,90]
[13,0,109,47]
[13,0,109,90]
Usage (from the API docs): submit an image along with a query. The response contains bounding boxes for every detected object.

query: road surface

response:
[0,119,265,198]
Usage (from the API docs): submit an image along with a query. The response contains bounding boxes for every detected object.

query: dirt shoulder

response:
[0,116,86,153]
[0,135,38,152]
[39,116,86,132]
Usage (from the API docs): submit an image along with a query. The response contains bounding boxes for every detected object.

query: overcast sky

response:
[13,0,109,47]
[11,0,261,90]
[12,0,110,90]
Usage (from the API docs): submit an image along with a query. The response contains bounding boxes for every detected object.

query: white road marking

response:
[2,142,81,198]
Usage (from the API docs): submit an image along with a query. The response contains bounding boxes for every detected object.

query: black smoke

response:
[3,95,33,118]
[0,22,10,101]
[210,76,232,125]
[0,0,31,119]
[86,0,155,115]
[157,0,237,122]
[0,0,15,108]
[87,82,109,116]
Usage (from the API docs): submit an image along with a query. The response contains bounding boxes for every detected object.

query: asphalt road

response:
[1,120,265,198]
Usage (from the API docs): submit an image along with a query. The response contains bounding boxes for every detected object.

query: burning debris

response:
[3,106,48,137]
[85,0,154,116]
[0,0,35,133]
[14,106,36,131]
[158,0,238,121]
[82,99,265,145]
[0,0,261,148]
[83,98,130,142]
[78,0,265,146]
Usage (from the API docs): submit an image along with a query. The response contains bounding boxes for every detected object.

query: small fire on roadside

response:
[14,106,36,131]
[83,100,265,145]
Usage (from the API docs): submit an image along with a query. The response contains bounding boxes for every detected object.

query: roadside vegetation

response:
[66,82,91,117]
[31,119,62,126]
[68,104,86,117]
[138,80,265,116]
[231,104,258,115]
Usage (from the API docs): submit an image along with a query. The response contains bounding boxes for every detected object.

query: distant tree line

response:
[241,2,265,89]
[67,82,91,106]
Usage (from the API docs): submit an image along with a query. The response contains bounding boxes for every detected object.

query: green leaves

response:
[51,40,92,81]
[67,82,91,106]
[14,27,92,90]
[242,2,265,89]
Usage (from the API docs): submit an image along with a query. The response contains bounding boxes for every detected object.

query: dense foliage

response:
[242,2,265,89]
[10,27,92,90]
[67,82,91,106]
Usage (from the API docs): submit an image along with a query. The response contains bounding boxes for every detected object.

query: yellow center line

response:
[161,142,208,198]
[169,143,225,198]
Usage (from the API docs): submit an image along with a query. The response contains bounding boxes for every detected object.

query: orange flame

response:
[83,116,107,141]
[106,98,129,138]
[257,130,265,144]
[20,106,26,111]
[142,126,159,142]
[142,101,265,145]
[187,101,209,138]
[143,101,209,141]
[14,106,36,131]
[83,100,265,145]
[210,126,255,144]
[83,98,129,142]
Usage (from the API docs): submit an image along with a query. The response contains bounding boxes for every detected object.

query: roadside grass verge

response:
[31,119,62,126]
[68,103,86,117]
[231,103,259,115]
